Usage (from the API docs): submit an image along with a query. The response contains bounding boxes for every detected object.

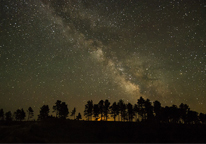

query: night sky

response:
[0,0,206,119]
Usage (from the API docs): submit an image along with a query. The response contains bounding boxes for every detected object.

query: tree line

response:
[1,97,206,124]
[0,107,34,122]
[83,97,206,124]
[0,100,82,122]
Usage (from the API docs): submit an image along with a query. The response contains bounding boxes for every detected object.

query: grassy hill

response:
[0,120,206,143]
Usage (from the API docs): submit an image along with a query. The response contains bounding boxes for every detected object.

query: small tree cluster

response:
[53,100,69,119]
[38,105,49,120]
[0,107,34,122]
[37,100,81,121]
[14,109,26,121]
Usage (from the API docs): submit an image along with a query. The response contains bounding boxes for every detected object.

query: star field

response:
[0,0,205,119]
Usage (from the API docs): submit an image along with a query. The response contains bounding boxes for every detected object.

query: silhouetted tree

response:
[53,100,69,119]
[84,102,89,121]
[76,113,82,120]
[119,102,127,122]
[70,107,76,120]
[98,100,104,121]
[38,105,50,120]
[115,103,120,121]
[53,100,62,118]
[153,100,162,123]
[21,109,26,121]
[27,107,34,121]
[118,99,125,121]
[104,99,110,121]
[170,105,180,123]
[14,109,26,121]
[93,104,100,121]
[133,104,139,121]
[122,109,128,122]
[0,109,4,121]
[110,102,119,121]
[59,102,69,119]
[144,99,154,122]
[5,111,12,121]
[127,103,135,122]
[179,103,190,124]
[84,100,93,121]
[137,97,146,121]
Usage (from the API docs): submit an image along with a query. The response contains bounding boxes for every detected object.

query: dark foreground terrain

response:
[0,120,206,143]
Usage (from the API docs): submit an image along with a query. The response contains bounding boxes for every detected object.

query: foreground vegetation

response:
[1,97,206,142]
[1,97,206,124]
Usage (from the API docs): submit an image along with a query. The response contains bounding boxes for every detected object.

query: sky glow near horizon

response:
[0,0,205,119]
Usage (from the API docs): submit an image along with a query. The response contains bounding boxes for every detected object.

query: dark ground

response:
[0,120,206,143]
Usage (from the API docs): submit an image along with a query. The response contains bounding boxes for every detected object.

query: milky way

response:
[0,0,205,119]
